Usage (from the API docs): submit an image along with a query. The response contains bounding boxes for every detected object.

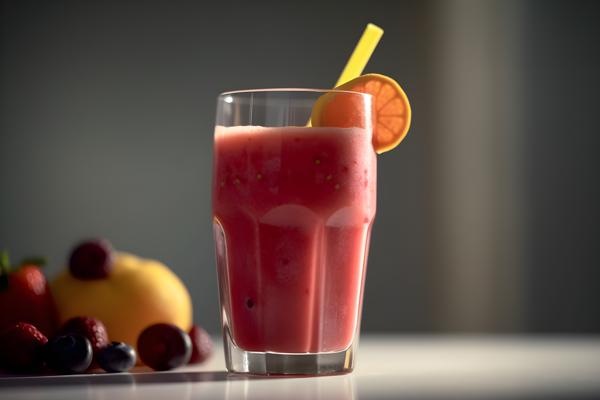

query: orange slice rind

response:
[311,73,412,154]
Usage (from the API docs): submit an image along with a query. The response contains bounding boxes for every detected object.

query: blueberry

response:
[45,334,93,373]
[97,342,137,373]
[69,239,114,280]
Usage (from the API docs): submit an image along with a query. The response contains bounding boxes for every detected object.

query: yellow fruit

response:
[51,252,192,347]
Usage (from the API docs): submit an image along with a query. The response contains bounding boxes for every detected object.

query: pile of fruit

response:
[0,240,212,374]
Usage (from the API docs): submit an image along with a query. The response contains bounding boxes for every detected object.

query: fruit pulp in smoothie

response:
[213,125,376,353]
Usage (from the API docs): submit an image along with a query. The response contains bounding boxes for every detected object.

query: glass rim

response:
[218,87,372,98]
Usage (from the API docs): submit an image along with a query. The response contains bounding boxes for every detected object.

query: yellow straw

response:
[307,23,383,126]
[334,23,384,87]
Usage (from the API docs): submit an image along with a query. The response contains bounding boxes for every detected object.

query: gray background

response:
[1,0,598,333]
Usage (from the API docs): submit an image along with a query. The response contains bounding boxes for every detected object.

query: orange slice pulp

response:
[311,73,411,154]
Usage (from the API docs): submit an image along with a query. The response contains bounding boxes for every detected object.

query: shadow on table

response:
[0,370,281,387]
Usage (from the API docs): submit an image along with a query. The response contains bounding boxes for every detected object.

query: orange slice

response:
[311,73,411,154]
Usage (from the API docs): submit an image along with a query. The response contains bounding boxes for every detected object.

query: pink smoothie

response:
[212,125,376,353]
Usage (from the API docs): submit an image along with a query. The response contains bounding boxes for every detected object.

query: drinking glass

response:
[212,89,376,374]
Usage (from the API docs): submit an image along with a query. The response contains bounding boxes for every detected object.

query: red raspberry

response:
[60,317,109,355]
[0,322,48,373]
[69,239,114,280]
[188,325,213,364]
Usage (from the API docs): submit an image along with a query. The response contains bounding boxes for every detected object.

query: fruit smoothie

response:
[213,125,376,353]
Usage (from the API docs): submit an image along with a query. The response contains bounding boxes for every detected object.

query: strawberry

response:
[0,322,48,373]
[0,251,58,337]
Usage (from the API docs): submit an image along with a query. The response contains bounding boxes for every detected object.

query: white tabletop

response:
[2,335,600,399]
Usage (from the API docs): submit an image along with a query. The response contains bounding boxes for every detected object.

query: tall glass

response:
[212,89,376,375]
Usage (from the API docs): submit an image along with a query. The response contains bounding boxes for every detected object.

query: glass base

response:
[222,329,355,375]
